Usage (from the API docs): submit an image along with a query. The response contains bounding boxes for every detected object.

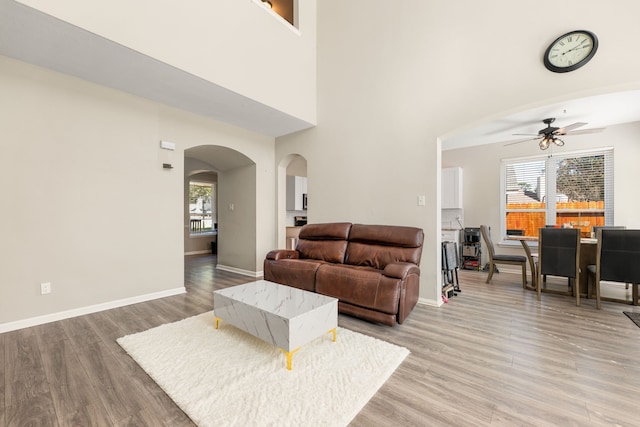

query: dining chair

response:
[480,225,527,288]
[587,229,640,309]
[537,228,581,305]
[589,226,629,290]
[591,225,626,237]
[518,239,537,290]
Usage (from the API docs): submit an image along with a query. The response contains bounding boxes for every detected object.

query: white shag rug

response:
[117,312,409,427]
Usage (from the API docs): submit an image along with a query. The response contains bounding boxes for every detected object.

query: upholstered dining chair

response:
[589,226,628,289]
[592,225,626,237]
[480,225,527,287]
[537,228,581,306]
[587,228,640,309]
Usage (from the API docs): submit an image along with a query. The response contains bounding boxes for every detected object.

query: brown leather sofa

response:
[264,222,424,326]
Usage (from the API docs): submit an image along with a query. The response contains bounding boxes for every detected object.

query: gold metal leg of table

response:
[215,317,220,329]
[279,329,337,371]
[279,348,301,371]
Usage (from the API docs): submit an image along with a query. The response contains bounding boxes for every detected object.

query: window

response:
[189,181,216,235]
[500,148,613,239]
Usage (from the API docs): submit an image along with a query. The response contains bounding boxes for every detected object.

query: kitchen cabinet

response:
[286,176,307,211]
[442,167,463,209]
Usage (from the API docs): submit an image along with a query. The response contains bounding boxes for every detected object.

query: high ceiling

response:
[4,1,640,147]
[0,0,312,138]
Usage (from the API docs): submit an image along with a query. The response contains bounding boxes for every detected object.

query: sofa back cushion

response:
[296,222,352,263]
[345,224,424,270]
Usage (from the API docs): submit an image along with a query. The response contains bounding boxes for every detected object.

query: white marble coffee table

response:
[213,280,338,370]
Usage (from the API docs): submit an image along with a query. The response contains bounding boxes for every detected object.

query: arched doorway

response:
[185,145,259,275]
[277,154,308,250]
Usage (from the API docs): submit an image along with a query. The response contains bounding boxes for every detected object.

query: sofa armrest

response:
[383,262,420,280]
[266,249,300,260]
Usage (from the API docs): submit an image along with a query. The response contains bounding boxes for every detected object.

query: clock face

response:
[544,30,598,73]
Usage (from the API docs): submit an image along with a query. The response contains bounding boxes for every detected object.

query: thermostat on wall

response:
[160,140,176,150]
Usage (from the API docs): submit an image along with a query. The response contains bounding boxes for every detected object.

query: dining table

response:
[507,235,597,297]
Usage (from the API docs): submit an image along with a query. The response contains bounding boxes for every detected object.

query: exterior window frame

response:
[189,180,216,237]
[499,147,613,244]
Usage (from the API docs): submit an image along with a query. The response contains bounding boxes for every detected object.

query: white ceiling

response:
[0,0,313,138]
[442,90,640,150]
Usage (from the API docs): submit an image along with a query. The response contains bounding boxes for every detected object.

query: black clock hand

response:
[561,45,589,57]
[563,41,589,55]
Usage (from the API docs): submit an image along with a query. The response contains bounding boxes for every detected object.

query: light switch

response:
[418,195,426,206]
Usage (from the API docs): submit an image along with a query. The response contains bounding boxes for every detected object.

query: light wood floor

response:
[2,255,639,426]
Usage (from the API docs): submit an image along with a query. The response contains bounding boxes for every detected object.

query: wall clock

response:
[544,30,598,73]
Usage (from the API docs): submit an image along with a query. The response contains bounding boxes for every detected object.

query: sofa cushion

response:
[263,259,323,292]
[315,264,400,315]
[296,222,351,263]
[345,224,424,269]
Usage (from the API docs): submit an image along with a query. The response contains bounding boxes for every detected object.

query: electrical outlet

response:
[40,282,51,295]
[417,195,426,206]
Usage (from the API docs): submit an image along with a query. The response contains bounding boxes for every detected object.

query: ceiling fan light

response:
[553,137,565,147]
[539,137,550,150]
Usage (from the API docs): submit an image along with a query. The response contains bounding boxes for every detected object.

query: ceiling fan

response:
[505,118,605,150]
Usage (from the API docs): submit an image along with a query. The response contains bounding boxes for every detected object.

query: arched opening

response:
[185,145,258,275]
[277,154,307,249]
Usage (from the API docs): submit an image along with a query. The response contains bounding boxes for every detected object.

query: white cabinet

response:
[442,167,463,209]
[286,176,307,211]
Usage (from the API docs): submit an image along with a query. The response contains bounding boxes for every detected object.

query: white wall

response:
[16,0,317,125]
[218,165,258,272]
[276,0,640,305]
[0,55,275,327]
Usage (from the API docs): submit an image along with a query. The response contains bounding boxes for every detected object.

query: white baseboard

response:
[184,250,212,255]
[0,287,186,334]
[418,296,443,307]
[216,264,263,278]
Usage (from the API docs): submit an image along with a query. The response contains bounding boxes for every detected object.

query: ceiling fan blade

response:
[555,121,587,134]
[504,136,541,146]
[564,127,606,135]
[512,133,540,136]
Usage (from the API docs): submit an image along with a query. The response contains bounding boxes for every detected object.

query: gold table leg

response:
[215,316,337,371]
[279,347,301,371]
[279,328,337,371]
